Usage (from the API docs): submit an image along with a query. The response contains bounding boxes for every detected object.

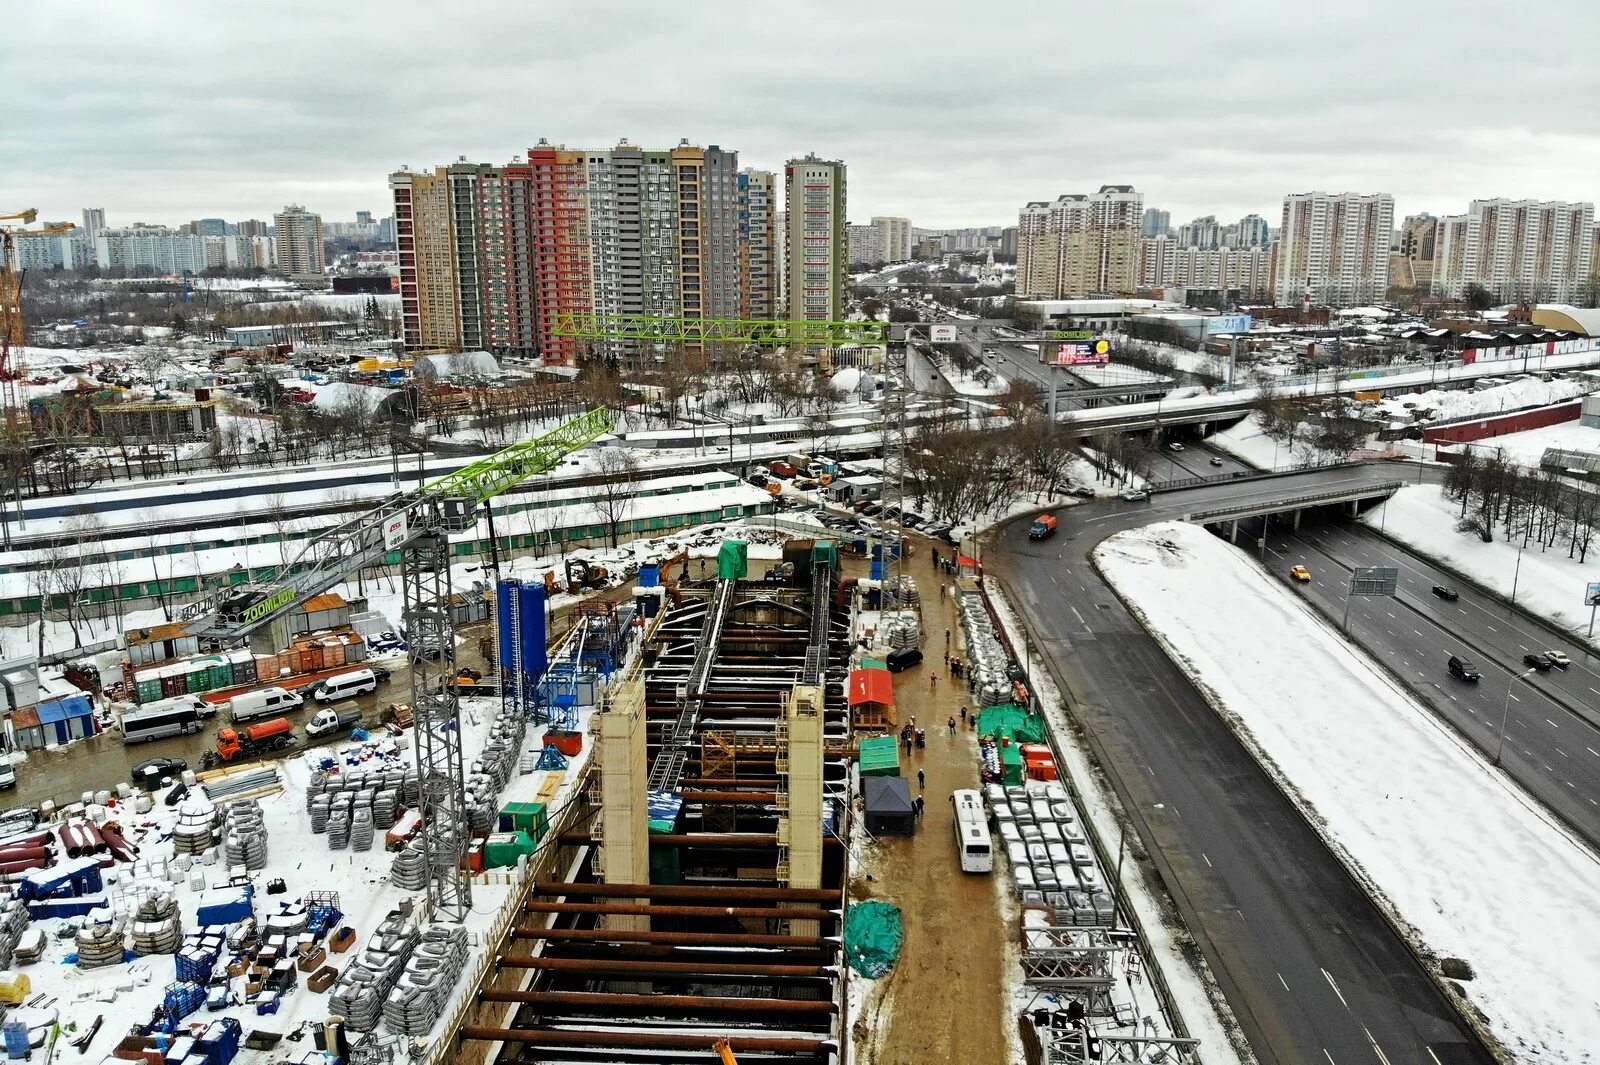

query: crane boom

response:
[179,407,614,640]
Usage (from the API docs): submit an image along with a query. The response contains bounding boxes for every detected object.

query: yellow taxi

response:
[1289,565,1312,583]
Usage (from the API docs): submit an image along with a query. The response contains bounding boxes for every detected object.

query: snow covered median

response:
[1095,521,1600,1061]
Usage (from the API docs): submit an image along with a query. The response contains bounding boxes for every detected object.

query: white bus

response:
[951,788,994,873]
[121,695,214,745]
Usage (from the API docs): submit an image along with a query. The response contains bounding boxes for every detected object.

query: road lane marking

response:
[1487,625,1498,633]
[1547,719,1559,729]
[1201,852,1211,867]
[1557,747,1569,758]
[1587,747,1599,757]
[1323,1050,1337,1065]
[1427,1049,1444,1065]
[1321,967,1349,1008]
[1277,972,1290,991]
[1364,1028,1394,1065]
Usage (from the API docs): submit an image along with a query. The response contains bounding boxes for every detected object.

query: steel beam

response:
[524,901,834,921]
[530,880,838,903]
[477,990,836,1015]
[494,955,830,979]
[511,926,824,949]
[459,1027,831,1054]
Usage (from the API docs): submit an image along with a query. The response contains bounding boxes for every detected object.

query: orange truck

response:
[214,717,296,763]
[1028,513,1059,540]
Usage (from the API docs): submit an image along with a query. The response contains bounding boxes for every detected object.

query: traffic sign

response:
[1349,566,1398,597]
[1585,582,1600,607]
[929,325,958,343]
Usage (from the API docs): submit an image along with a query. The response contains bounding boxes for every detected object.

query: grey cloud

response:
[5,0,1599,228]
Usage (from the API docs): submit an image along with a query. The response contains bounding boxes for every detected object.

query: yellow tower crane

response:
[1,208,78,423]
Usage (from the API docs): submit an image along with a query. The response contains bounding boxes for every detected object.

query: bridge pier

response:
[1293,509,1302,532]
[1229,520,1239,544]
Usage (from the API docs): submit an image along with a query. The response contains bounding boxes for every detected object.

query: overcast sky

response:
[7,0,1599,232]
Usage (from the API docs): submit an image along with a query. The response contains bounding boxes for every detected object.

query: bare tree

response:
[592,447,641,549]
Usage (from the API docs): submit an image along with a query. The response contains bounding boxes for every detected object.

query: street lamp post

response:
[1494,668,1538,767]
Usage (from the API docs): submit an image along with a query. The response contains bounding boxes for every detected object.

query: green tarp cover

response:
[717,540,749,581]
[650,846,681,885]
[811,541,837,572]
[861,657,888,670]
[1000,744,1025,786]
[977,703,1046,744]
[857,736,900,777]
[484,830,537,869]
[844,900,904,978]
[501,801,549,842]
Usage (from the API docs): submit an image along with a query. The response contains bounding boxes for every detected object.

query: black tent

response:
[863,776,916,836]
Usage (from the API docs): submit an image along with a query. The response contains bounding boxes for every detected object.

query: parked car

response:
[1448,655,1481,682]
[1431,585,1460,601]
[1544,650,1572,669]
[1289,565,1312,582]
[1522,652,1553,672]
[793,477,820,490]
[132,756,189,783]
[1063,485,1096,499]
[858,502,883,516]
[900,512,925,528]
[851,498,877,512]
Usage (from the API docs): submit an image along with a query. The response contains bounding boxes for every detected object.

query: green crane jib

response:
[553,313,886,347]
[180,408,614,640]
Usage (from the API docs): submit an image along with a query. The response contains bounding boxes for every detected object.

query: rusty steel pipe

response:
[459,1027,830,1053]
[476,989,836,1014]
[523,900,834,921]
[493,955,829,978]
[512,926,823,949]
[530,880,838,902]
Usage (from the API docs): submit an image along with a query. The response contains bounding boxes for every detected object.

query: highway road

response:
[990,467,1492,1065]
[1267,517,1600,845]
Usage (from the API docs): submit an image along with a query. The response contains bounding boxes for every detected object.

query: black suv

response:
[1522,652,1552,672]
[1448,655,1481,682]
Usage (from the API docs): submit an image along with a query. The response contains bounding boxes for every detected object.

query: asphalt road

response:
[1268,518,1600,845]
[990,466,1492,1065]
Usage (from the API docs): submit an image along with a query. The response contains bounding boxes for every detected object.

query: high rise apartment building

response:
[1177,215,1221,250]
[872,216,912,263]
[1141,208,1170,239]
[1016,185,1143,299]
[785,155,848,324]
[739,169,777,321]
[1233,213,1270,248]
[81,208,106,246]
[1140,238,1271,298]
[773,211,788,318]
[847,224,883,267]
[272,204,325,277]
[1431,198,1594,304]
[391,139,782,364]
[1272,191,1394,306]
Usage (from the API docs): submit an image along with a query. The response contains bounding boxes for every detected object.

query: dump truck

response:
[1028,513,1058,540]
[213,717,296,764]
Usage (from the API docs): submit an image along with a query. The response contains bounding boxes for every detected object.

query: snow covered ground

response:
[6,688,597,1060]
[1438,418,1600,470]
[1361,484,1600,645]
[1371,372,1598,425]
[1097,521,1600,1060]
[1208,413,1282,469]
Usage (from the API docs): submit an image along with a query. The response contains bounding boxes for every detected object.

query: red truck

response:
[769,461,798,478]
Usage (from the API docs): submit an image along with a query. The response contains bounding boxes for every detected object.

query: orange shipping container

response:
[323,642,346,669]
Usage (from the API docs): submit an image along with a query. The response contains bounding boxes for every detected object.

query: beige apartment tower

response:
[785,155,847,324]
[272,204,325,278]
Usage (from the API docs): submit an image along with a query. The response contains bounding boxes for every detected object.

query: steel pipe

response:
[494,955,829,978]
[459,1026,830,1053]
[524,901,834,921]
[530,880,838,903]
[477,989,836,1015]
[512,926,824,949]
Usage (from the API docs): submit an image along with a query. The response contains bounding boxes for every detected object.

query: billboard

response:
[1045,329,1095,341]
[1048,338,1112,366]
[1203,314,1254,336]
[384,512,410,551]
[929,324,958,343]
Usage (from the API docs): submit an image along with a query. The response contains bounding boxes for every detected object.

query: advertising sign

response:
[1048,337,1112,366]
[1203,314,1254,336]
[1586,582,1600,607]
[384,512,410,551]
[1045,329,1095,341]
[929,325,958,343]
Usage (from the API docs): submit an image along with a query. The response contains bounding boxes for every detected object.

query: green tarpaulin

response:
[811,541,837,572]
[857,736,900,777]
[717,540,749,581]
[977,703,1046,745]
[861,657,888,670]
[500,801,549,843]
[1000,744,1025,786]
[484,830,537,869]
[844,900,904,978]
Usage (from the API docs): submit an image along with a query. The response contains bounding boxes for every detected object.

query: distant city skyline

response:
[9,2,1599,232]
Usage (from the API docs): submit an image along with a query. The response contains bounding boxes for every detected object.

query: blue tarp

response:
[36,692,92,724]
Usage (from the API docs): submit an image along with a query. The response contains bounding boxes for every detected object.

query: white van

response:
[229,685,303,724]
[0,758,15,790]
[311,669,378,703]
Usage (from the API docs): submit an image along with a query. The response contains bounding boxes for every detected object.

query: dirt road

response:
[855,554,1013,1065]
